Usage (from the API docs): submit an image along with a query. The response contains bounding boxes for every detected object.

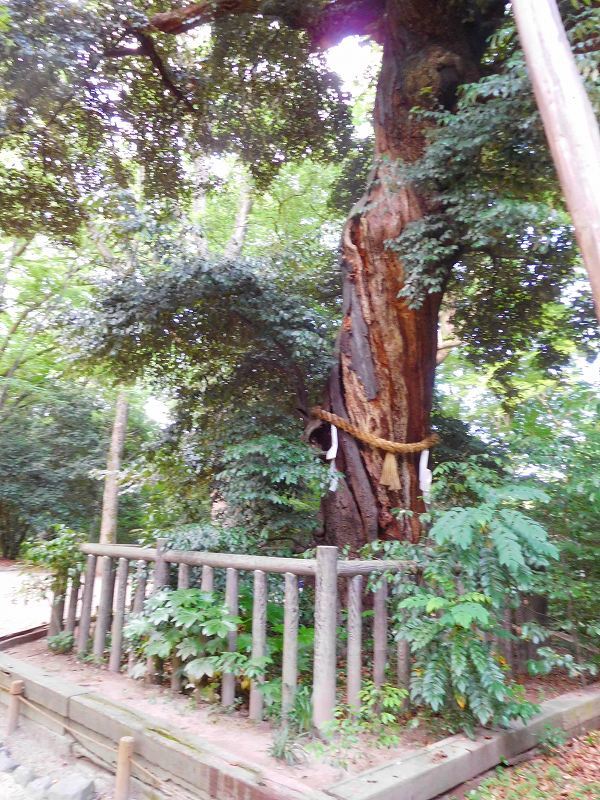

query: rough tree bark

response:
[138,0,503,548]
[313,1,484,549]
[99,390,129,545]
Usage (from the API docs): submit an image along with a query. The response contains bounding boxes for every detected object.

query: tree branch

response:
[146,0,385,49]
[134,32,197,113]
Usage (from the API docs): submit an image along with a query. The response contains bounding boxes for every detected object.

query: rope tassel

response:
[311,407,439,495]
[380,451,401,491]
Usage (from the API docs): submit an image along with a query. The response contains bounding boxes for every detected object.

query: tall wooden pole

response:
[99,390,129,545]
[511,0,600,321]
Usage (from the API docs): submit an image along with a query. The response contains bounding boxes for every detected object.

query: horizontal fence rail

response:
[54,542,416,729]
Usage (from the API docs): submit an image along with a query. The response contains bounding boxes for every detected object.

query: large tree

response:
[1,0,596,550]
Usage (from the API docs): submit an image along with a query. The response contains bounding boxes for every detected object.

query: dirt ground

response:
[0,563,592,796]
[5,637,435,793]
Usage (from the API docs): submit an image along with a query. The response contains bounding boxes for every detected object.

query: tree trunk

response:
[223,174,254,260]
[316,1,481,550]
[99,390,129,545]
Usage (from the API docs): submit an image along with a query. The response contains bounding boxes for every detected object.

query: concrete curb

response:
[0,653,329,800]
[325,686,600,800]
[1,652,599,800]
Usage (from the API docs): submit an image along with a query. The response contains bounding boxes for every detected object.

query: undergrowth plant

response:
[309,682,408,768]
[22,524,86,598]
[124,588,269,688]
[377,459,563,736]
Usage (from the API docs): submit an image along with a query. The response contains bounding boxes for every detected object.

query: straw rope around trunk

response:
[311,406,439,491]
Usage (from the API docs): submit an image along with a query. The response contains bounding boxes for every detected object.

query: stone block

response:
[0,750,17,772]
[28,775,53,800]
[47,774,95,800]
[13,764,35,785]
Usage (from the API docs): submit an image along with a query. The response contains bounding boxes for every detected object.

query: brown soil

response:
[3,636,593,794]
[5,639,433,792]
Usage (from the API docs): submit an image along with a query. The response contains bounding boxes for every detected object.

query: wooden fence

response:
[50,541,415,728]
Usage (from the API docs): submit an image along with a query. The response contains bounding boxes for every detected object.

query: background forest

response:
[0,0,598,740]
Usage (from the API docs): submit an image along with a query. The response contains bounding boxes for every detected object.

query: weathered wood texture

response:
[65,573,81,636]
[249,570,267,721]
[77,554,97,655]
[282,572,299,716]
[512,0,600,320]
[108,558,129,673]
[373,579,388,688]
[347,574,363,709]
[93,556,116,659]
[312,546,338,730]
[221,567,239,706]
[316,0,485,548]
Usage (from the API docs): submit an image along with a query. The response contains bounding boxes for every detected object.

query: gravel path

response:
[0,564,49,636]
[0,772,29,800]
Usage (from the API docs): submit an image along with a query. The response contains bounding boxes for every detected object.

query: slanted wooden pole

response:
[108,558,129,673]
[346,575,363,710]
[114,735,135,800]
[99,390,129,545]
[249,570,267,721]
[312,546,338,731]
[77,554,97,655]
[512,0,600,320]
[221,568,239,706]
[281,572,299,716]
[6,680,24,736]
[373,578,388,688]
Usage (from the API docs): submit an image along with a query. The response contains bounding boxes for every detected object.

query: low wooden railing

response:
[53,541,415,728]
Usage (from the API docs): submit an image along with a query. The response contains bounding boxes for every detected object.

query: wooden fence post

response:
[221,568,239,706]
[347,574,363,709]
[177,563,190,589]
[201,565,214,592]
[93,556,116,660]
[154,538,168,589]
[281,572,299,716]
[114,735,135,800]
[128,561,147,673]
[373,578,388,688]
[48,590,65,638]
[6,680,24,736]
[77,554,97,655]
[249,570,267,721]
[312,546,338,731]
[108,558,129,673]
[65,572,81,636]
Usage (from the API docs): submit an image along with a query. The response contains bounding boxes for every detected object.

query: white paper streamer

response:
[326,424,339,492]
[419,449,432,503]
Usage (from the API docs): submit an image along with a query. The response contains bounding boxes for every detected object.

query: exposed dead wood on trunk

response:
[316,1,482,548]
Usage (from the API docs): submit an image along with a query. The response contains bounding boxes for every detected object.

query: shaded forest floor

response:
[449,730,600,799]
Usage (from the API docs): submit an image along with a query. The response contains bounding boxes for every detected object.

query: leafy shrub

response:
[380,459,560,735]
[124,587,268,688]
[22,524,87,597]
[47,631,75,654]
